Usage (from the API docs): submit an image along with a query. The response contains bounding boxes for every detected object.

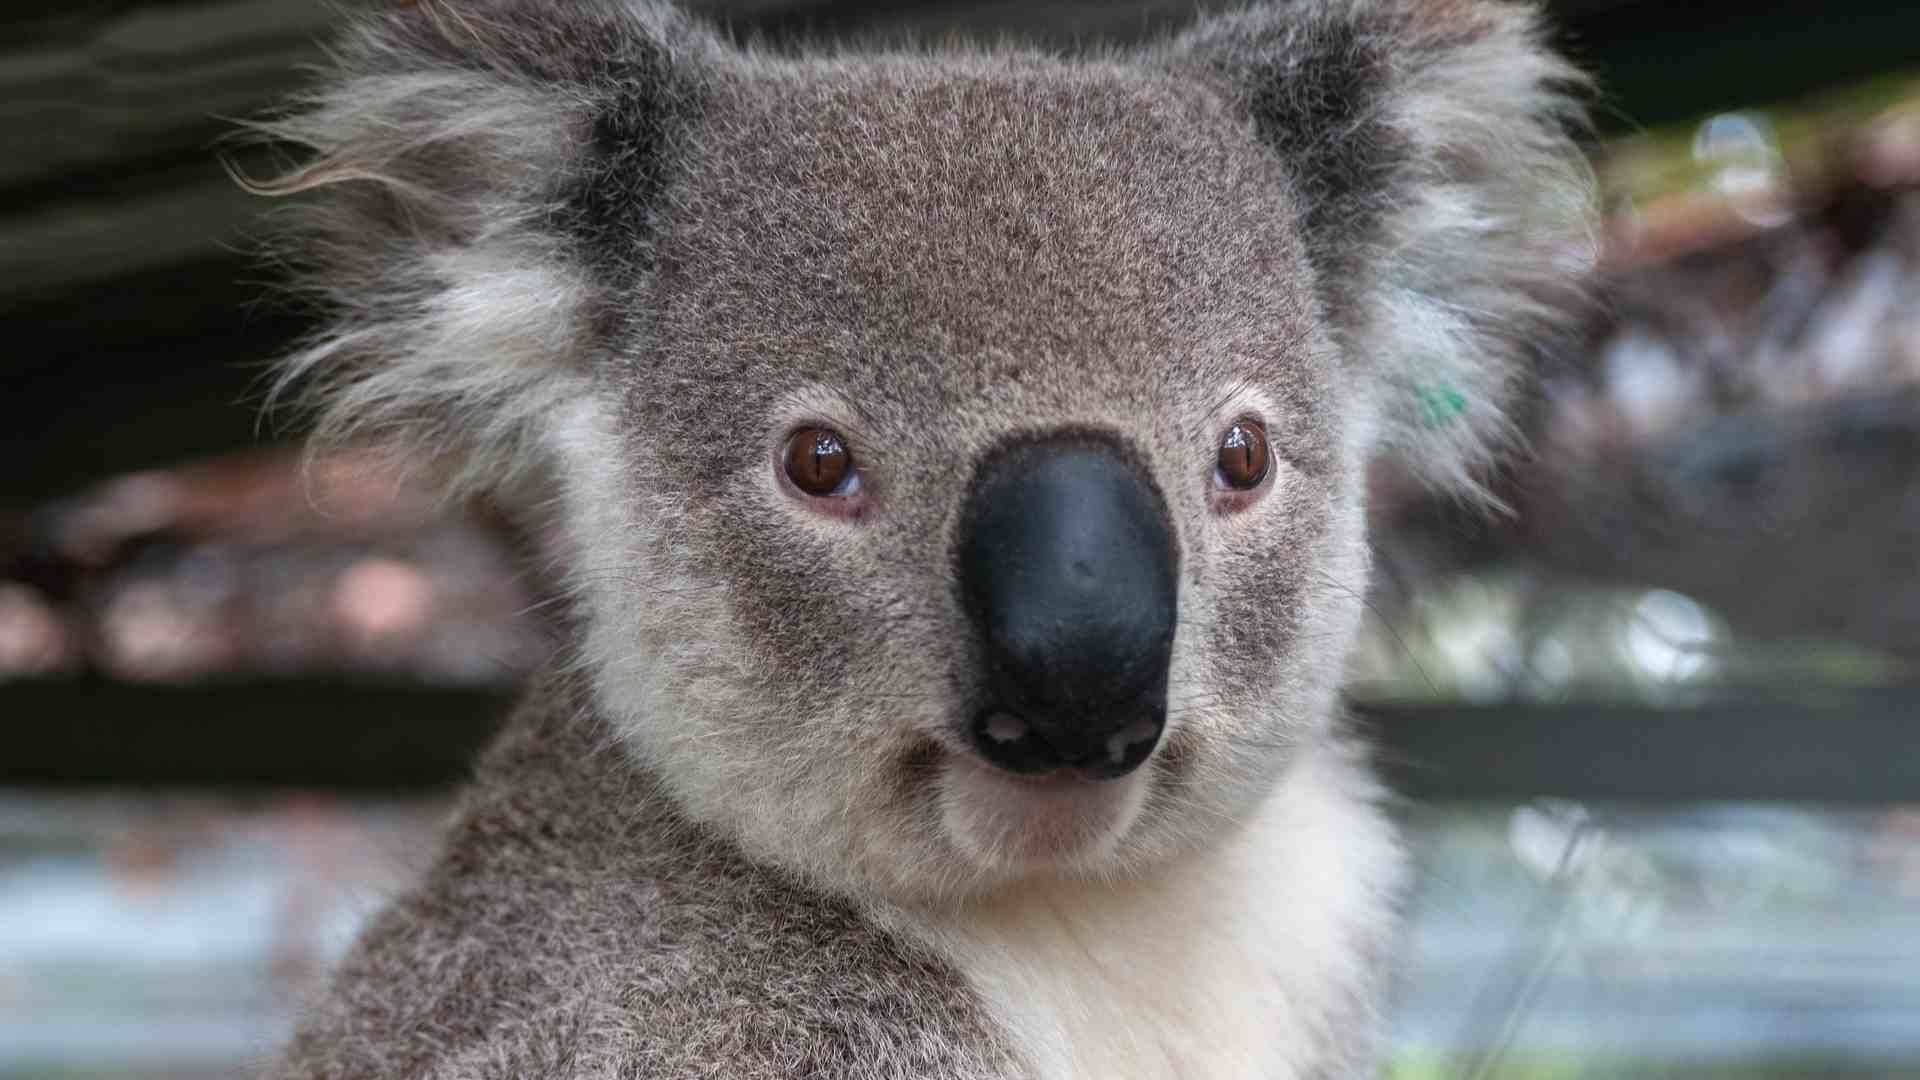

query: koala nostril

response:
[1089,710,1165,778]
[983,712,1029,744]
[1106,715,1161,766]
[968,706,1165,779]
[969,710,1056,775]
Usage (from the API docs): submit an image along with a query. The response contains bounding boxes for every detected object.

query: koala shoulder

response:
[269,678,1017,1080]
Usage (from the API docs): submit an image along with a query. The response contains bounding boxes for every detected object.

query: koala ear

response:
[243,0,715,495]
[1168,0,1596,500]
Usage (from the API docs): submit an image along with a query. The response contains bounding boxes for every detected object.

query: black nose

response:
[958,436,1177,778]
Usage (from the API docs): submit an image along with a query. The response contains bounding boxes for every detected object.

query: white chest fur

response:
[914,746,1400,1080]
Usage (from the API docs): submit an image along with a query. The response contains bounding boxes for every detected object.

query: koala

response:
[252,1,1592,1076]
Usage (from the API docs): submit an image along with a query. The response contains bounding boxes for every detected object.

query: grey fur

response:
[272,670,1017,1078]
[254,2,1593,1076]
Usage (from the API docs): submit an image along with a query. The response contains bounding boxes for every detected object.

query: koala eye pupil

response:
[784,427,853,496]
[1217,421,1270,490]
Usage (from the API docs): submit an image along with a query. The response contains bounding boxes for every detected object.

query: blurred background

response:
[4,1,1919,1076]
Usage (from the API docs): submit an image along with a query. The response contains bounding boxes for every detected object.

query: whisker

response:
[1315,568,1438,696]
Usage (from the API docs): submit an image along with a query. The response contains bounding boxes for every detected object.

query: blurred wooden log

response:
[0,447,549,686]
[0,680,512,790]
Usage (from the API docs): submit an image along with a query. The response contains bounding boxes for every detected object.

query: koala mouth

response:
[969,707,1165,781]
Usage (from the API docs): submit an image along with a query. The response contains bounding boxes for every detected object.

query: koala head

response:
[256,0,1591,903]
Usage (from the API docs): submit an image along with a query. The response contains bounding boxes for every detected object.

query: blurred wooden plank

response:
[0,0,334,194]
[0,681,512,790]
[0,161,269,298]
[3,680,1916,802]
[1369,690,1920,805]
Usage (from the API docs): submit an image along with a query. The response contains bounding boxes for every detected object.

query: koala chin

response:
[254,1,1593,1076]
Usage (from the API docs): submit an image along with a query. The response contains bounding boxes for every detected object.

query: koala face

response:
[563,60,1371,896]
[259,1,1592,903]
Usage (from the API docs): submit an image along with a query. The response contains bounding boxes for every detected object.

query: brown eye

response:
[1216,420,1270,490]
[783,427,854,496]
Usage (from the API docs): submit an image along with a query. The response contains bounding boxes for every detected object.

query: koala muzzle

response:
[958,436,1177,779]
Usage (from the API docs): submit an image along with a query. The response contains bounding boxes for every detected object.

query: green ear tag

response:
[1414,383,1467,428]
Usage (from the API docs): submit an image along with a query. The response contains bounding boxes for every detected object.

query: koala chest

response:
[953,894,1300,1079]
[914,755,1398,1080]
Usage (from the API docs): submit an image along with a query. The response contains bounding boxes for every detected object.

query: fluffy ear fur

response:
[241,0,714,494]
[1169,0,1596,500]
